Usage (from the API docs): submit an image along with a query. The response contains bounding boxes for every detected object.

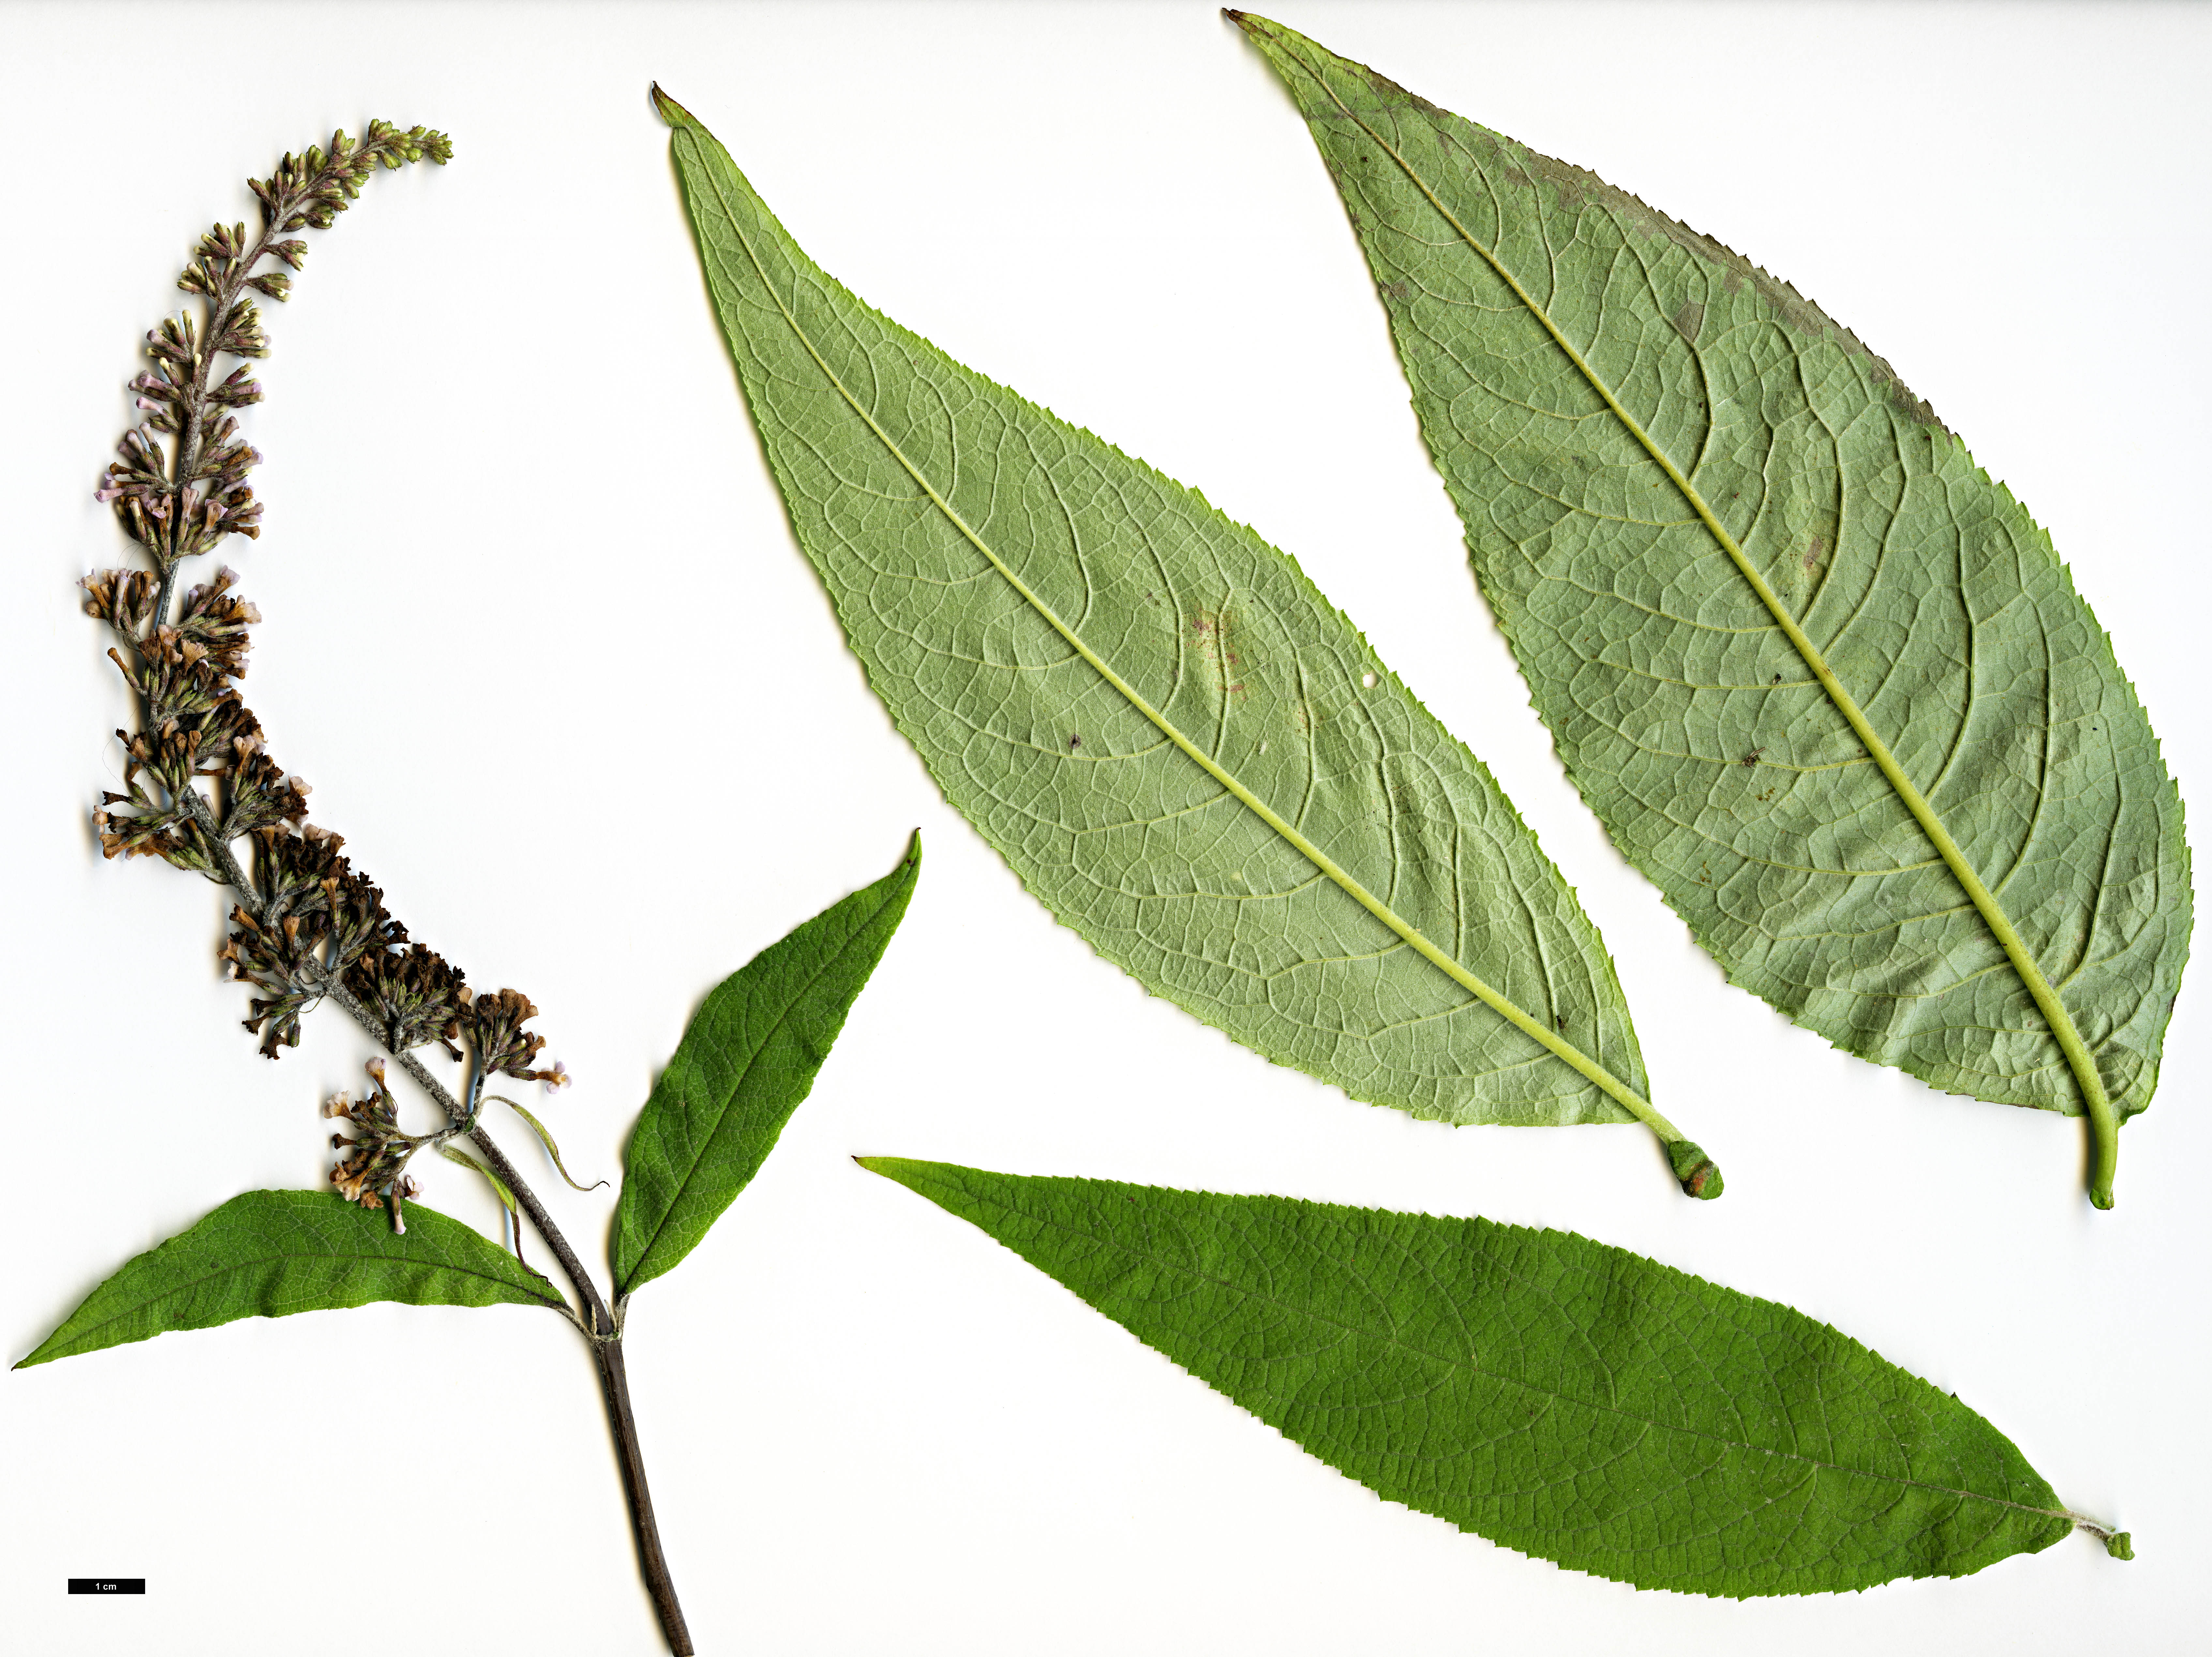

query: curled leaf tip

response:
[650,83,697,127]
[1666,1140,1723,1201]
[2103,1530,2134,1561]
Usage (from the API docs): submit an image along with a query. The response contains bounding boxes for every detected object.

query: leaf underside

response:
[18,1190,560,1368]
[863,1157,2081,1597]
[661,91,1662,1136]
[613,832,922,1295]
[1234,16,2190,1131]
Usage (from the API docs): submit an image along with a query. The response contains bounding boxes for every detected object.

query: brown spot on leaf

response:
[1670,299,1704,345]
[1190,605,1249,700]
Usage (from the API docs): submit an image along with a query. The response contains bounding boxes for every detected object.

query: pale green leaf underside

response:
[18,1190,560,1367]
[663,95,1658,1135]
[613,833,921,1295]
[1236,17,2190,1132]
[864,1157,2090,1596]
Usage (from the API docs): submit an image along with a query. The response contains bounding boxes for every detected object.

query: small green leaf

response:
[656,88,1716,1186]
[862,1157,2117,1596]
[612,832,921,1295]
[439,1144,519,1215]
[1230,13,2192,1206]
[17,1189,561,1368]
[494,1096,608,1193]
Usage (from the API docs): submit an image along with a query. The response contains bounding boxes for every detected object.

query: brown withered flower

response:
[324,1060,424,1232]
[458,988,561,1084]
[80,121,581,1118]
[347,942,468,1059]
[64,121,716,1654]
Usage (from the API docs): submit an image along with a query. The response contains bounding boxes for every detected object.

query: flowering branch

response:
[77,124,695,1655]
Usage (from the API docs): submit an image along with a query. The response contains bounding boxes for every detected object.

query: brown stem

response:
[121,131,690,1652]
[350,1002,697,1653]
[459,1111,610,1335]
[168,784,694,1651]
[594,1333,695,1656]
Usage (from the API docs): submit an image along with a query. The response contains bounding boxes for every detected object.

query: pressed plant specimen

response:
[30,120,918,1656]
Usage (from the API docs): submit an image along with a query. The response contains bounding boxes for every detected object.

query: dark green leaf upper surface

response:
[18,1190,560,1367]
[659,90,1667,1138]
[863,1158,2085,1596]
[612,833,920,1295]
[1234,16,2190,1141]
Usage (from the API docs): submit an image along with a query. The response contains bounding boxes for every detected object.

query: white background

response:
[3,3,2207,1652]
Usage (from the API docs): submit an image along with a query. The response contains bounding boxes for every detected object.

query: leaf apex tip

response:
[650,83,696,128]
[854,1155,928,1186]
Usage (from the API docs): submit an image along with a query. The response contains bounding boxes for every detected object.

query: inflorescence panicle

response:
[94,121,453,573]
[84,120,562,1230]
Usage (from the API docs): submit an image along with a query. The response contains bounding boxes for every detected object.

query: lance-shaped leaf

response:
[17,1189,562,1368]
[612,832,922,1295]
[656,89,1719,1194]
[1231,13,2191,1207]
[862,1156,2130,1594]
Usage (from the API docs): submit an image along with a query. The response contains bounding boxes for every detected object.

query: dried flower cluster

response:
[325,1060,425,1230]
[93,121,450,575]
[84,123,562,1228]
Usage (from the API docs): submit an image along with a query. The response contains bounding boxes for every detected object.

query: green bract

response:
[1232,13,2190,1207]
[18,1190,560,1368]
[657,89,1721,1192]
[863,1157,2126,1595]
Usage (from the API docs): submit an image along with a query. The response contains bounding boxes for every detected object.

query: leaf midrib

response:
[678,126,1675,1142]
[954,1173,2079,1540]
[1278,43,2119,1185]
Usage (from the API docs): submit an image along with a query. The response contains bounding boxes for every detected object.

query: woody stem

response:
[168,783,692,1653]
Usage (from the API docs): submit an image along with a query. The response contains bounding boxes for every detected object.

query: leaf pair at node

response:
[24,835,922,1370]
